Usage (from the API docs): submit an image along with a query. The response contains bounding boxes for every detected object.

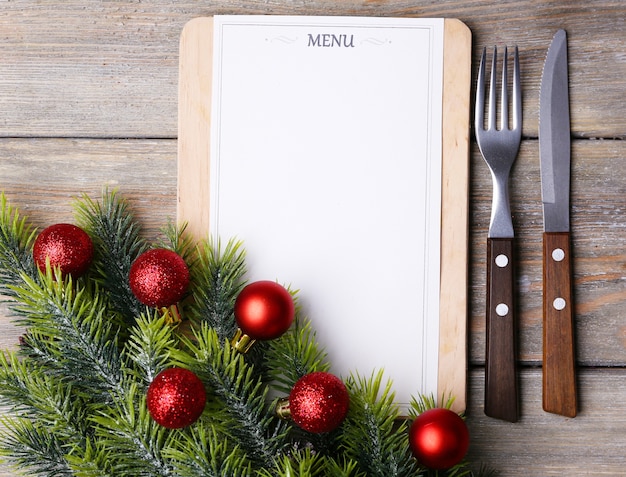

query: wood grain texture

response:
[177,17,214,243]
[0,1,623,138]
[0,139,177,236]
[0,0,624,474]
[467,368,626,476]
[542,232,577,417]
[438,18,472,413]
[485,237,519,422]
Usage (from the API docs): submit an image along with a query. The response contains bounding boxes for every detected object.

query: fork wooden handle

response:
[542,232,577,417]
[485,237,519,422]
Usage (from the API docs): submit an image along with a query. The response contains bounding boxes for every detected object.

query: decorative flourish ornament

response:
[409,408,470,470]
[146,367,206,429]
[33,223,94,278]
[231,280,294,352]
[129,249,189,322]
[276,371,350,434]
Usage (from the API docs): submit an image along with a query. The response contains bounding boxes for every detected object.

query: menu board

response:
[178,15,471,412]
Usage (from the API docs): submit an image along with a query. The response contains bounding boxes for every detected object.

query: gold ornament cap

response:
[160,304,182,325]
[275,397,291,420]
[231,328,257,354]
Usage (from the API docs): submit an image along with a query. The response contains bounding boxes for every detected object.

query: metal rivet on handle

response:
[553,297,566,310]
[496,303,509,316]
[495,254,509,268]
[552,248,565,262]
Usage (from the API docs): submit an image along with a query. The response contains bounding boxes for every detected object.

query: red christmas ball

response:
[409,408,470,470]
[146,367,206,429]
[289,371,350,433]
[129,249,190,308]
[234,280,294,340]
[33,223,94,278]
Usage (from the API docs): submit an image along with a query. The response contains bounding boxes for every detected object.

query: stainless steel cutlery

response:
[475,46,522,422]
[539,29,577,418]
[476,29,576,420]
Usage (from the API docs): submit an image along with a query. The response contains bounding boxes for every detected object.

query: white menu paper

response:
[209,15,444,408]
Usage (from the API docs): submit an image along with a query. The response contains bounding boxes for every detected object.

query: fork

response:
[475,46,522,422]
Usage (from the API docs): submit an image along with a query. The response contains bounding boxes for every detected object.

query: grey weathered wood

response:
[466,368,626,475]
[0,138,177,234]
[0,1,624,474]
[0,1,623,138]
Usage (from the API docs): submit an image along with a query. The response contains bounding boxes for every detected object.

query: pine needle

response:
[341,370,418,477]
[0,192,38,296]
[187,237,246,342]
[73,189,146,323]
[10,268,123,401]
[123,312,182,386]
[265,313,331,395]
[182,324,289,468]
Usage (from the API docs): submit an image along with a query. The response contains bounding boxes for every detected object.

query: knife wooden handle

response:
[542,232,577,417]
[484,237,519,422]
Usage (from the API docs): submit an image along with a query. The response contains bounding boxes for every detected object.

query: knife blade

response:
[539,29,577,418]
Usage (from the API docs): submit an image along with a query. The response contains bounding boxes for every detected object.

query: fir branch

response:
[164,423,251,477]
[0,418,75,477]
[323,456,367,477]
[73,189,146,323]
[183,324,289,468]
[0,352,92,440]
[264,314,330,395]
[409,393,457,418]
[341,370,419,477]
[65,438,114,477]
[0,191,492,476]
[90,381,175,477]
[187,238,246,343]
[123,312,182,386]
[11,268,124,401]
[256,448,326,477]
[0,192,38,297]
[158,222,195,264]
[0,351,96,476]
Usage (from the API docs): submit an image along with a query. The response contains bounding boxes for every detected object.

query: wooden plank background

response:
[0,1,624,475]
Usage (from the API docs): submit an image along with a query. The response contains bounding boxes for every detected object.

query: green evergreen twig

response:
[74,190,146,324]
[182,324,289,469]
[342,370,419,476]
[0,190,492,476]
[187,238,246,343]
[89,381,175,477]
[11,268,123,402]
[0,192,38,296]
[124,312,182,386]
[164,424,251,477]
[265,313,331,395]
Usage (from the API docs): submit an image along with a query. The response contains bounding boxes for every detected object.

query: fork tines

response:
[475,46,522,134]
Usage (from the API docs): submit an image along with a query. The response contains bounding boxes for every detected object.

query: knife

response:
[539,29,577,417]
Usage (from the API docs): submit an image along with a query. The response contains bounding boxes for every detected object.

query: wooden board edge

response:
[438,18,472,413]
[177,17,214,241]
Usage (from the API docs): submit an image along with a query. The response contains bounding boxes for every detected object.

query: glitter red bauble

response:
[409,408,470,470]
[129,249,190,308]
[289,371,350,433]
[33,223,94,278]
[146,367,206,429]
[234,280,295,340]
